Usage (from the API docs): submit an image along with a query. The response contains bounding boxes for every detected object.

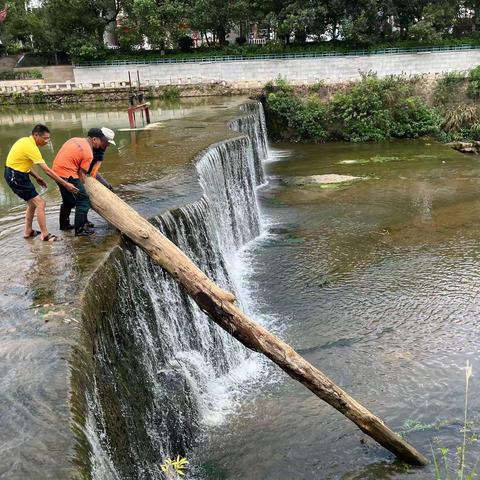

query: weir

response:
[73,102,268,478]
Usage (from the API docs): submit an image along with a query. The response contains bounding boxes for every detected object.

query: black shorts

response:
[4,166,39,202]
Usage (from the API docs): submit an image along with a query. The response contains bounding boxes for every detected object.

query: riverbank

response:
[263,68,480,145]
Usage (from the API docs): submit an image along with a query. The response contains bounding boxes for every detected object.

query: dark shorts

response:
[4,166,38,202]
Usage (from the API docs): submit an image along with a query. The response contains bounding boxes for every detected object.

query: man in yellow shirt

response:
[3,124,79,242]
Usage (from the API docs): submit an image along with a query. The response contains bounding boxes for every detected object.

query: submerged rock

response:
[338,155,402,165]
[446,141,480,154]
[280,174,364,187]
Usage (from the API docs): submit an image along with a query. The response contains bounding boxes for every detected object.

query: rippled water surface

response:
[197,140,480,479]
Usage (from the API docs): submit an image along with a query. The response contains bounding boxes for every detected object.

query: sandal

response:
[42,233,60,242]
[24,230,41,239]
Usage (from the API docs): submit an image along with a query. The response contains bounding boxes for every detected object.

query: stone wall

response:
[73,49,480,86]
[0,83,254,105]
[0,55,19,72]
[0,78,44,88]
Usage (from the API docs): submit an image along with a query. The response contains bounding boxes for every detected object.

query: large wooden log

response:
[85,176,428,466]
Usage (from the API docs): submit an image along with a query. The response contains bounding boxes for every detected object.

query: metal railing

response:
[75,44,480,67]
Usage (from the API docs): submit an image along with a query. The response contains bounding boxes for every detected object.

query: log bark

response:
[85,177,428,466]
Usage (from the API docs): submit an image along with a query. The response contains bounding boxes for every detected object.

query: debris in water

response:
[280,174,364,187]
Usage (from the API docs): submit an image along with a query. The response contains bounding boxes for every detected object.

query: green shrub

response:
[160,85,180,100]
[390,96,441,138]
[329,75,393,142]
[266,91,303,132]
[266,91,328,141]
[266,74,441,142]
[178,35,194,52]
[68,39,108,63]
[11,92,26,104]
[264,77,294,95]
[6,41,23,55]
[469,122,480,140]
[31,91,47,104]
[0,69,42,80]
[297,96,328,140]
[308,81,326,94]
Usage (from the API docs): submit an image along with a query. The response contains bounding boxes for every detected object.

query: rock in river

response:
[280,174,364,187]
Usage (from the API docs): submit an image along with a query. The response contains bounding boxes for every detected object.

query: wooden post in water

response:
[84,177,428,467]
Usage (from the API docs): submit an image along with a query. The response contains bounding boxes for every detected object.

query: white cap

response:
[101,127,116,146]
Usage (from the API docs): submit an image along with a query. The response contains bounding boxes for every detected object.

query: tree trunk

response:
[474,0,480,32]
[331,18,338,40]
[202,31,210,47]
[217,26,227,45]
[84,177,429,467]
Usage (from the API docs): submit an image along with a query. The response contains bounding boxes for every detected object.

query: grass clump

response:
[433,71,467,106]
[160,85,180,100]
[467,66,480,100]
[0,69,42,80]
[431,361,480,480]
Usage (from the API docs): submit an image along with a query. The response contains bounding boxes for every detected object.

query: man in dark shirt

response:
[87,127,115,190]
[85,127,116,228]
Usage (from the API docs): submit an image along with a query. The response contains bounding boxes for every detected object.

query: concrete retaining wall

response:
[73,50,480,86]
[0,55,20,72]
[0,78,44,88]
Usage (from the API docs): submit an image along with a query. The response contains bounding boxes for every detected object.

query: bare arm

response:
[78,169,87,183]
[96,172,113,190]
[36,163,79,193]
[28,168,47,188]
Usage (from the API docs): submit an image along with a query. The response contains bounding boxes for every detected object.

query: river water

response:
[2,99,480,479]
[196,140,480,479]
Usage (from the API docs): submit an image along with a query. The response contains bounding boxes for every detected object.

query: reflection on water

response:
[198,140,480,479]
[0,96,248,479]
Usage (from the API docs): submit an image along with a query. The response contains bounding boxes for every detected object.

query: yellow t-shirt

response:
[6,136,45,173]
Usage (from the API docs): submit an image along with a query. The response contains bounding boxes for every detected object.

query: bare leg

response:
[30,196,49,240]
[23,201,37,238]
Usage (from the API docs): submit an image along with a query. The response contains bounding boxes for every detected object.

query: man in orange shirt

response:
[52,128,107,236]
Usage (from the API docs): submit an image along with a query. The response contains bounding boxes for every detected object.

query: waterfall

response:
[77,102,269,479]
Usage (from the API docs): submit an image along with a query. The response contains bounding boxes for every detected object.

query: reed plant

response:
[442,104,480,132]
[431,361,480,480]
[160,456,189,480]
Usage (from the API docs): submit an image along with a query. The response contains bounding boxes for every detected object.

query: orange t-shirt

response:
[52,138,93,179]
